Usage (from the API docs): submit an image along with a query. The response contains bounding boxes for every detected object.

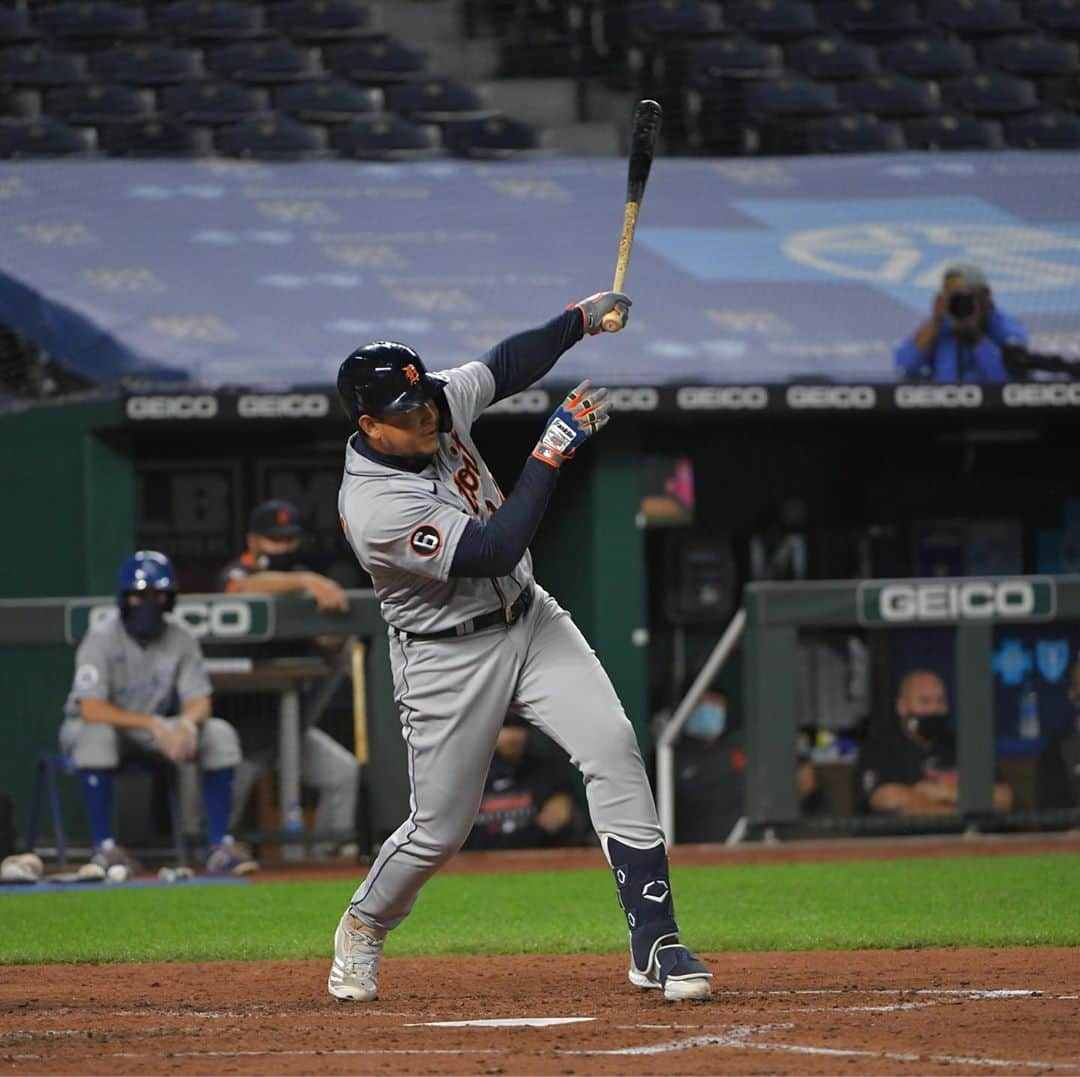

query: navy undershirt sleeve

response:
[483,309,585,404]
[449,457,560,577]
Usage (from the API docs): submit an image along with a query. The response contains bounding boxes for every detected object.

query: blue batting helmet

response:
[116,550,177,610]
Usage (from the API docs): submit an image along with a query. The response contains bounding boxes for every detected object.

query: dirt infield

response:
[3,835,1079,1075]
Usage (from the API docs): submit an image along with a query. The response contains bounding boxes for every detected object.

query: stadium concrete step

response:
[544,121,620,156]
[476,77,579,127]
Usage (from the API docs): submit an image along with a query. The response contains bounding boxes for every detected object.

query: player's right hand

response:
[572,292,631,335]
[531,380,610,468]
[150,717,189,764]
[303,572,349,613]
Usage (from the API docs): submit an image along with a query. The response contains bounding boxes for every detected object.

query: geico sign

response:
[607,387,659,412]
[88,601,253,638]
[238,393,330,418]
[786,386,876,409]
[875,581,1039,622]
[126,395,218,420]
[676,386,769,410]
[895,385,983,409]
[1003,383,1080,407]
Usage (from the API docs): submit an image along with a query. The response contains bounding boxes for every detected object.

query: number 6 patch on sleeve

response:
[408,524,443,557]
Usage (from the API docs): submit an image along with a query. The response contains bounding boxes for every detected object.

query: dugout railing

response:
[656,574,1080,845]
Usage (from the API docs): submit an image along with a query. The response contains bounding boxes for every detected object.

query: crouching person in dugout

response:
[59,550,258,878]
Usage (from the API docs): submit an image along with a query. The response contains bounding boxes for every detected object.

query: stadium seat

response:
[1028,0,1080,37]
[0,46,87,88]
[0,117,94,157]
[0,8,38,47]
[681,36,783,86]
[727,0,819,41]
[1005,107,1080,145]
[982,33,1079,77]
[91,45,202,86]
[384,78,493,121]
[931,0,1028,37]
[0,88,38,118]
[215,114,327,158]
[441,114,542,158]
[100,119,212,156]
[884,37,977,80]
[159,81,269,125]
[45,83,154,124]
[205,40,320,84]
[266,0,376,42]
[789,35,879,81]
[322,37,428,84]
[840,73,941,117]
[743,75,839,117]
[942,71,1039,114]
[835,0,926,43]
[155,1,267,44]
[274,80,380,123]
[625,0,718,42]
[330,113,439,158]
[34,2,148,51]
[805,112,906,152]
[904,110,1005,148]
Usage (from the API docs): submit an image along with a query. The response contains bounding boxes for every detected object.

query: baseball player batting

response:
[329,293,712,1004]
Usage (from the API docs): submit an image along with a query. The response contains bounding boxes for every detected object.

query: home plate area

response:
[2,949,1078,1075]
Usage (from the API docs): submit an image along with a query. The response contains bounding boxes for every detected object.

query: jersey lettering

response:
[449,429,483,516]
[408,524,443,557]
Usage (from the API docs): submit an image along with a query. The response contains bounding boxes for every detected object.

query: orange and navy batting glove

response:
[531,380,611,468]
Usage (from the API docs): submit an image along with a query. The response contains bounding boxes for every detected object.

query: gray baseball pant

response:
[59,716,242,770]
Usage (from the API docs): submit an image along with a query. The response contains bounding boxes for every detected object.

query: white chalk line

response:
[408,1017,594,1028]
[112,1048,507,1059]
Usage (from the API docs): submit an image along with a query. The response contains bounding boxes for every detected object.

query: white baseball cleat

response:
[628,935,713,1001]
[328,912,385,1002]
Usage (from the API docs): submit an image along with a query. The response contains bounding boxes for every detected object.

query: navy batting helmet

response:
[116,550,177,612]
[336,341,450,431]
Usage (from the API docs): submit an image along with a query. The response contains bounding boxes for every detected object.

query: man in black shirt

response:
[1037,656,1080,812]
[856,670,1013,816]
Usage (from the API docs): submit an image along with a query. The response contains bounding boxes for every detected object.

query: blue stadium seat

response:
[805,112,906,152]
[840,73,941,117]
[215,114,327,158]
[274,80,380,123]
[330,113,439,159]
[0,88,39,118]
[728,0,819,41]
[0,7,38,47]
[835,0,926,42]
[323,37,427,84]
[904,110,1005,147]
[155,1,267,44]
[0,117,94,156]
[100,118,211,155]
[942,71,1039,114]
[91,45,202,86]
[1006,107,1080,145]
[682,36,783,86]
[789,35,880,80]
[159,81,269,124]
[625,0,718,42]
[384,78,492,121]
[982,33,1079,76]
[441,114,542,159]
[34,2,148,51]
[932,0,1028,36]
[205,40,320,84]
[267,0,376,42]
[884,37,977,80]
[1028,0,1080,37]
[0,46,87,88]
[743,75,839,117]
[45,83,155,124]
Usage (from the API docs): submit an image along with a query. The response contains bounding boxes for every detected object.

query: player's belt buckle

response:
[504,604,514,624]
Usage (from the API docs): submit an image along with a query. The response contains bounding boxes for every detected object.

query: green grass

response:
[3,854,1078,965]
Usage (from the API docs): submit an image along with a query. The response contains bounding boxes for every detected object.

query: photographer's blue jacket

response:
[895,308,1028,382]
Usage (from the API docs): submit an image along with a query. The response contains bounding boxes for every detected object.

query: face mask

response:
[686,700,726,740]
[121,600,167,645]
[907,714,949,744]
[257,550,300,572]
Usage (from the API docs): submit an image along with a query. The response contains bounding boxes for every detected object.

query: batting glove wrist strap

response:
[570,292,632,335]
[532,380,610,468]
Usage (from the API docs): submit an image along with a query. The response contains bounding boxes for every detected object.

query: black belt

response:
[393,586,533,642]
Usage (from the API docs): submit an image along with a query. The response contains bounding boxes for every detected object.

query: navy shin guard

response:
[604,836,679,974]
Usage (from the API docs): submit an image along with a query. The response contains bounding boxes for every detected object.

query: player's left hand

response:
[572,292,631,335]
[531,380,611,468]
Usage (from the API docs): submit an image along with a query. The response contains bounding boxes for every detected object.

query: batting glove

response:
[531,380,611,468]
[571,292,632,335]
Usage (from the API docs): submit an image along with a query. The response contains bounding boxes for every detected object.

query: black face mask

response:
[121,599,168,645]
[907,714,949,745]
[257,550,301,572]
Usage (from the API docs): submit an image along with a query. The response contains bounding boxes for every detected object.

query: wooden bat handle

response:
[601,200,640,332]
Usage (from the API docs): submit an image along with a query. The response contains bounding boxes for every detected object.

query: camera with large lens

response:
[947,290,977,320]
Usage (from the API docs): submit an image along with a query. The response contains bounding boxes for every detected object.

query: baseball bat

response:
[601,98,663,333]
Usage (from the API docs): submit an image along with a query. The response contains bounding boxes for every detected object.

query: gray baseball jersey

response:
[339,361,530,635]
[63,612,211,719]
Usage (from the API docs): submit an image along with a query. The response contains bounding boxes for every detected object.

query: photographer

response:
[895,263,1027,383]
